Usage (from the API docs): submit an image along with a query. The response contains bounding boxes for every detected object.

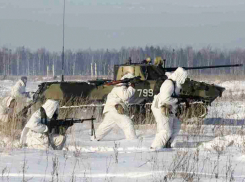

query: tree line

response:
[0,46,244,76]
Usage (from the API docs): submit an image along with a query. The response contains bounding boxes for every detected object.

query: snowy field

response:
[1,78,245,181]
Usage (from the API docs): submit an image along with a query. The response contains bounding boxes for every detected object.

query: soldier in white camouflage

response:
[150,67,188,150]
[92,73,138,141]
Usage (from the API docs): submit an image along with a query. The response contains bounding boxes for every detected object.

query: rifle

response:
[105,76,141,86]
[88,79,112,86]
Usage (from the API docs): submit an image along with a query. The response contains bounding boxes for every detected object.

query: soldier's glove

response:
[115,104,125,114]
[161,104,172,117]
[128,82,135,88]
[43,127,49,136]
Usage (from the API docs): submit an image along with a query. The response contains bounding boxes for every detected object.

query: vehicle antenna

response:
[61,0,65,82]
[163,59,166,69]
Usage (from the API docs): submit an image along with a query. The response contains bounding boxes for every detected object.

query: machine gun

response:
[47,117,96,150]
[49,117,96,136]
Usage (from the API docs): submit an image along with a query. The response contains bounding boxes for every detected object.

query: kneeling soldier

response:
[20,99,65,150]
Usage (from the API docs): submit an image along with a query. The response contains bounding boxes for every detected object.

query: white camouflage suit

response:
[94,73,137,141]
[20,99,64,150]
[0,96,15,123]
[151,67,188,149]
[11,77,34,101]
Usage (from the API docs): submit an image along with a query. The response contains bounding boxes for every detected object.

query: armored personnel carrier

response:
[19,58,242,124]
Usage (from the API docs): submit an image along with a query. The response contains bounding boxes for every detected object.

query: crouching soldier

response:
[150,67,188,150]
[92,73,138,141]
[20,99,65,150]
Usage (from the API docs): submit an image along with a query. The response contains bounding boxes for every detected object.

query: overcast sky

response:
[0,0,245,52]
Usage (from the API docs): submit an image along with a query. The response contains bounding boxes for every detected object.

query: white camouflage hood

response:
[168,67,188,84]
[42,99,59,119]
[117,73,135,86]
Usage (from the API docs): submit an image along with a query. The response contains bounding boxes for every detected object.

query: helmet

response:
[154,57,163,66]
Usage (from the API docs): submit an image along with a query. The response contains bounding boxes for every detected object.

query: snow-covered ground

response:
[1,79,245,182]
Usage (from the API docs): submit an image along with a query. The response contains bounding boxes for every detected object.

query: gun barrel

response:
[81,117,96,122]
[72,119,83,123]
[166,64,243,71]
[56,118,95,125]
[184,64,243,70]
